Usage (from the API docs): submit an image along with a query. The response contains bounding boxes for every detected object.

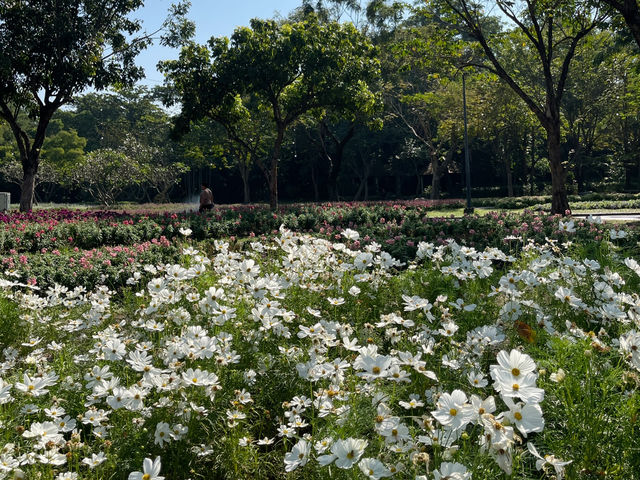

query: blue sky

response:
[133,0,303,86]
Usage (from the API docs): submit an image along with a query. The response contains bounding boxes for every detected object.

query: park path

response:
[573,213,640,221]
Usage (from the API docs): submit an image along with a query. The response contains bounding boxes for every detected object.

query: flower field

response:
[0,205,639,479]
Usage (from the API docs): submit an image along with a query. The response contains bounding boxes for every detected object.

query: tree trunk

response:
[269,127,285,211]
[506,166,514,197]
[575,151,584,193]
[324,123,354,201]
[238,166,251,204]
[353,181,363,201]
[310,160,319,201]
[430,154,441,200]
[236,152,252,204]
[547,126,570,215]
[327,178,338,202]
[353,159,370,201]
[20,156,38,212]
[364,176,369,201]
[505,152,514,197]
[242,175,251,204]
[530,130,537,196]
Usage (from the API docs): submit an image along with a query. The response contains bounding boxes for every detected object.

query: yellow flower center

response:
[512,383,520,391]
[372,366,381,374]
[347,451,355,459]
[449,408,458,416]
[142,475,151,480]
[511,368,520,376]
[514,412,523,421]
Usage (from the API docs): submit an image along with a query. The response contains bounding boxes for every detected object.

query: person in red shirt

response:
[199,183,214,212]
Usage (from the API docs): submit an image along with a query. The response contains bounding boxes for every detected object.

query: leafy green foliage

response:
[161,15,382,209]
[0,0,181,210]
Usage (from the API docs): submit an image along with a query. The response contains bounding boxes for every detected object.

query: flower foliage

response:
[0,216,638,478]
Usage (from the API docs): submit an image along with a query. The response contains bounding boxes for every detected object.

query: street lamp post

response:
[462,71,474,215]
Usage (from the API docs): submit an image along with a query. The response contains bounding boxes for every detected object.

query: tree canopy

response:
[0,0,639,208]
[0,0,187,211]
[161,15,382,209]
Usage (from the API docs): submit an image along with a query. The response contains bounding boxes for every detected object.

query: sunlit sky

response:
[133,0,302,87]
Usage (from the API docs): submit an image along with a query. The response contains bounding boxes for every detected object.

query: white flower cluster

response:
[0,225,637,479]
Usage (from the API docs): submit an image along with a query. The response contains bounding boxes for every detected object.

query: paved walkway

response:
[573,213,640,221]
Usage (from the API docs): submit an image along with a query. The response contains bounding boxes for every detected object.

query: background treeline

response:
[1,0,639,207]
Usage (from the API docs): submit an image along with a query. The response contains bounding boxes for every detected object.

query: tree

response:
[0,117,87,201]
[116,133,188,203]
[312,119,357,200]
[161,15,381,209]
[600,0,640,50]
[176,94,274,204]
[0,0,189,211]
[429,0,610,214]
[390,80,464,199]
[71,149,143,206]
[379,11,466,200]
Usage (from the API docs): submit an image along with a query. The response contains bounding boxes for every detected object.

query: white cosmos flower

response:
[128,456,164,480]
[398,395,424,409]
[320,438,368,469]
[431,390,475,431]
[355,353,392,381]
[558,220,575,233]
[527,443,572,479]
[433,461,471,480]
[354,252,374,270]
[327,297,345,306]
[284,439,310,472]
[56,473,79,480]
[470,394,496,419]
[492,370,545,404]
[624,257,640,276]
[549,368,566,382]
[38,449,67,466]
[56,415,76,433]
[154,422,171,447]
[15,373,51,397]
[501,398,544,436]
[0,379,12,405]
[467,371,488,388]
[358,458,391,479]
[22,421,62,442]
[610,228,628,240]
[491,350,537,382]
[342,229,360,241]
[348,285,361,296]
[82,452,107,468]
